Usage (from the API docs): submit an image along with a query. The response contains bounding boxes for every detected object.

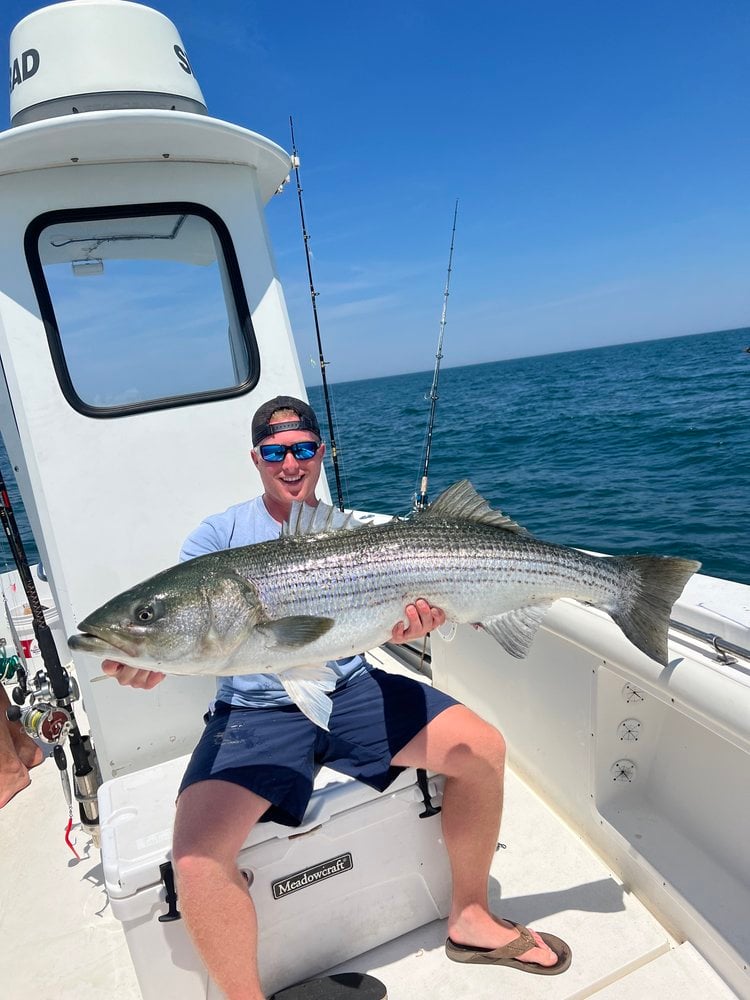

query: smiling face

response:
[251,409,326,523]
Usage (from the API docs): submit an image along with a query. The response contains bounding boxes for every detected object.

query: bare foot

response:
[448,908,559,968]
[493,917,559,967]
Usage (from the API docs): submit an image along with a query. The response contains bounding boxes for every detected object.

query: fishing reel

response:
[6,701,73,744]
[4,660,100,844]
[1,641,58,736]
[0,471,101,849]
[7,661,80,720]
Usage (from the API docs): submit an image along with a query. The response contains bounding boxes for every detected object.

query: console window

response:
[26,204,258,415]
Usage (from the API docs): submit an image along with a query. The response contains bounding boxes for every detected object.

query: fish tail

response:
[607,555,701,666]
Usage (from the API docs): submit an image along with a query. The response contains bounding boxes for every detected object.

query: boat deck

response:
[0,651,739,1000]
[326,751,735,999]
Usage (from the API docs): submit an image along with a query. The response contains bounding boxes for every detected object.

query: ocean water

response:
[310,327,750,585]
[0,328,747,585]
[0,446,38,573]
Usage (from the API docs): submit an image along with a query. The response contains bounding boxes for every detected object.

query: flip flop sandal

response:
[445,920,572,976]
[270,972,388,999]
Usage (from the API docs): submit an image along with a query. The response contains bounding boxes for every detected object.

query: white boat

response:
[0,3,748,999]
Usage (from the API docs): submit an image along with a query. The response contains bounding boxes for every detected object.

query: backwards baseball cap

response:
[251,395,322,446]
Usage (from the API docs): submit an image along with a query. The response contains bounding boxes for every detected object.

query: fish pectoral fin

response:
[279,664,338,730]
[264,615,334,648]
[480,603,554,659]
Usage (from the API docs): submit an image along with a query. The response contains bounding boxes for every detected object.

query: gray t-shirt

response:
[180,495,368,708]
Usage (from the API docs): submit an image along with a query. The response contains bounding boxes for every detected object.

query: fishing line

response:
[414,200,459,513]
[289,117,346,511]
[436,622,457,642]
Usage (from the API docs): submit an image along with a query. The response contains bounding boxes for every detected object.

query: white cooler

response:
[99,754,452,998]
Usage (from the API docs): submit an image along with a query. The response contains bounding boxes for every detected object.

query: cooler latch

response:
[158,861,182,922]
[416,769,441,818]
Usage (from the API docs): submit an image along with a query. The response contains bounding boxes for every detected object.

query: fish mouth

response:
[68,624,140,658]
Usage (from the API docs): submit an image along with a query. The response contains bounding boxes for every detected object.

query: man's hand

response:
[101,659,166,690]
[390,599,446,644]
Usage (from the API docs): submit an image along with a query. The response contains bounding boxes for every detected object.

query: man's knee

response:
[467,718,506,776]
[438,708,506,780]
[172,848,226,889]
[171,780,267,885]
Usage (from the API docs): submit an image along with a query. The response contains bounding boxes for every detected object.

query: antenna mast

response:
[414,199,459,512]
[289,116,346,511]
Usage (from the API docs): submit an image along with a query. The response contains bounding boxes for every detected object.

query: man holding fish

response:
[102,396,571,998]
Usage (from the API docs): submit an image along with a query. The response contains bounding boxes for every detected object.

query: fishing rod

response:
[414,199,459,513]
[289,116,346,511]
[0,464,99,848]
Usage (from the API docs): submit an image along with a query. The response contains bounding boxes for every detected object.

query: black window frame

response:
[24,201,260,418]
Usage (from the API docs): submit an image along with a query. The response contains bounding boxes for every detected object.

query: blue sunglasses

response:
[258,440,321,463]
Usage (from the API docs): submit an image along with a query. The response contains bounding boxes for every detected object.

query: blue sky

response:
[3,0,750,383]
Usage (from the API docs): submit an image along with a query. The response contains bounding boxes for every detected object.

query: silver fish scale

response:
[225,517,623,626]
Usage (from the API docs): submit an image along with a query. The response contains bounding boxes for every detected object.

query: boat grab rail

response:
[669,618,750,666]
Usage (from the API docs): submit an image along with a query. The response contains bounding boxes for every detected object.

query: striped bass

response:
[68,481,700,729]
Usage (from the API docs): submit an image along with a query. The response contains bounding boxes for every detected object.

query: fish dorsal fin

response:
[282,501,363,537]
[423,480,528,535]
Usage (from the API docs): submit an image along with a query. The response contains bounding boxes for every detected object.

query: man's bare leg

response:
[173,780,271,1000]
[0,684,43,808]
[392,703,558,968]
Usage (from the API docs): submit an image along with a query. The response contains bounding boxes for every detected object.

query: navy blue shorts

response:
[178,666,459,827]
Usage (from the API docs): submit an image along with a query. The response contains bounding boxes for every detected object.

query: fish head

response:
[68,563,263,671]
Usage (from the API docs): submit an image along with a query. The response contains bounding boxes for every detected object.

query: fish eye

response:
[133,599,163,624]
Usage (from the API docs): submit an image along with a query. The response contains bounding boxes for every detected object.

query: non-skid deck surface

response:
[326,764,735,1000]
[591,943,737,1000]
[0,743,142,1000]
